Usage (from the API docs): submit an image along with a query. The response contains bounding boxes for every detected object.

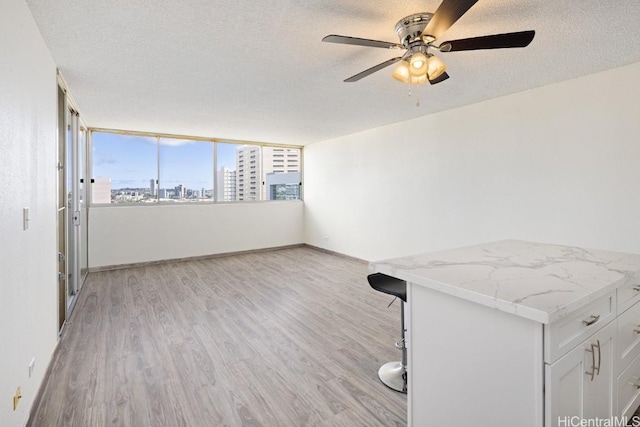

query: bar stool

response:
[367,273,407,394]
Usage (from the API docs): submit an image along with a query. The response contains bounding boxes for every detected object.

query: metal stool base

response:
[378,361,407,394]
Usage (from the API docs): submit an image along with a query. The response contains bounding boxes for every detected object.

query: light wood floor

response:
[29,247,406,426]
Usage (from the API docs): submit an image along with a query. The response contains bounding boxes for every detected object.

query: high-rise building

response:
[266,172,301,200]
[235,145,259,201]
[216,167,236,201]
[174,184,185,199]
[235,146,300,201]
[150,178,156,196]
[263,146,300,200]
[263,147,299,172]
[92,177,112,204]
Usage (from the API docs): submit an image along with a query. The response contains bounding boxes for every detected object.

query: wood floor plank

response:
[28,247,406,426]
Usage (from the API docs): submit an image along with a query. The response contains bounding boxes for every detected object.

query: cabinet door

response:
[545,321,616,427]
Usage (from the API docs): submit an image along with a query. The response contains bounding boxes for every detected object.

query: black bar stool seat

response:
[368,273,406,302]
[367,273,407,394]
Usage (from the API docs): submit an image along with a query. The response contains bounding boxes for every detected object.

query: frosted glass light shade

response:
[427,55,447,80]
[409,52,428,76]
[409,74,428,85]
[392,61,410,83]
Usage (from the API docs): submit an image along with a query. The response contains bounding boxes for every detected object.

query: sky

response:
[92,132,240,190]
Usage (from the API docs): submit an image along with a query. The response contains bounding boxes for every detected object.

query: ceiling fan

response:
[322,0,535,85]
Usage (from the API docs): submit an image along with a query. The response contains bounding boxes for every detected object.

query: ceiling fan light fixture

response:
[427,55,447,80]
[322,2,535,85]
[409,52,428,76]
[392,60,411,83]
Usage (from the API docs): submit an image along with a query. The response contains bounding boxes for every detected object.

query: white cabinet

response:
[405,283,625,427]
[545,321,616,426]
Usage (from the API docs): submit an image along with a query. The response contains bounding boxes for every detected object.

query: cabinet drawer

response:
[617,352,640,420]
[618,279,640,314]
[545,292,616,363]
[617,300,640,373]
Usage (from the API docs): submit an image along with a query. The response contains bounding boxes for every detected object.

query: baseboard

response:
[88,244,368,273]
[302,244,368,265]
[88,244,307,273]
[25,332,63,426]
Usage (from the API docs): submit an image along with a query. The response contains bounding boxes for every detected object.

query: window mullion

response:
[213,141,218,203]
[156,136,160,202]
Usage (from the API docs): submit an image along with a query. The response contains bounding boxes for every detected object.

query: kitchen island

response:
[371,240,640,427]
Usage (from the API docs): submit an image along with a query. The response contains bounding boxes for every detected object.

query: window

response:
[263,147,301,200]
[92,132,157,203]
[159,138,213,202]
[91,130,302,204]
[227,143,262,201]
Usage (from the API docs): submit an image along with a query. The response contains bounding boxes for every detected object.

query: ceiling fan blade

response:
[439,30,535,52]
[422,0,479,40]
[344,57,403,82]
[428,72,450,85]
[322,35,403,49]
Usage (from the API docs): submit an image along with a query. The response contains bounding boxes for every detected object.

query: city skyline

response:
[92,133,242,190]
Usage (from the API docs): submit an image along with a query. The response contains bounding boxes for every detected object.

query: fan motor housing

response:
[395,13,434,46]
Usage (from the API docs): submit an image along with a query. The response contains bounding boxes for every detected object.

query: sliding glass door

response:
[57,83,88,332]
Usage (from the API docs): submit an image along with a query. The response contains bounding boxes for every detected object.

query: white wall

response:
[0,1,58,425]
[89,201,304,267]
[304,62,640,261]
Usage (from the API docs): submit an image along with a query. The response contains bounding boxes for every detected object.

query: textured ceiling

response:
[25,0,640,145]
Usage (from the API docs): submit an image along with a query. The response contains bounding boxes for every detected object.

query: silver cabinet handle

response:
[629,376,640,389]
[585,339,601,381]
[582,314,600,326]
[633,325,640,334]
[594,339,601,376]
[633,286,640,292]
[585,343,596,381]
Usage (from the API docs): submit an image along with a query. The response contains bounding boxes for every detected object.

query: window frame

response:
[88,128,303,206]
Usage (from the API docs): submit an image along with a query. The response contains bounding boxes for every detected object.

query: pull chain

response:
[407,85,421,107]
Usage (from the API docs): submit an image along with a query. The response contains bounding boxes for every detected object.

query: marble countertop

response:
[370,240,640,324]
